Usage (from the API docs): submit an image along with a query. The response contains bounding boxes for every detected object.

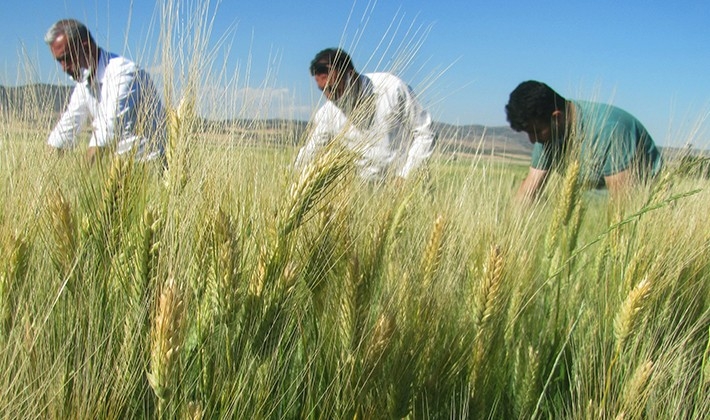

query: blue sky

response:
[2,0,709,148]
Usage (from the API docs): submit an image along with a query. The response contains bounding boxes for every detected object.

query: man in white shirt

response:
[295,48,435,183]
[45,19,165,163]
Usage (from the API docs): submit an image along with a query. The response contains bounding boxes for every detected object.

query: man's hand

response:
[604,169,633,201]
[515,167,549,203]
[85,146,102,164]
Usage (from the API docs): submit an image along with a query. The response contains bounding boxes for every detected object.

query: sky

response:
[1,0,709,148]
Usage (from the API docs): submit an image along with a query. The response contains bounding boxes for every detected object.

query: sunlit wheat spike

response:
[1,232,29,338]
[622,249,643,294]
[594,238,610,283]
[559,159,581,225]
[135,209,160,293]
[473,245,504,330]
[517,345,541,418]
[208,207,242,324]
[281,144,354,237]
[470,245,504,388]
[164,95,195,192]
[98,156,131,244]
[420,214,446,290]
[545,159,580,257]
[620,359,654,417]
[364,312,397,371]
[47,188,77,274]
[147,277,185,408]
[186,400,203,420]
[614,277,652,351]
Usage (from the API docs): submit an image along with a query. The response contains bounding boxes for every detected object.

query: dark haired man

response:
[506,80,662,201]
[45,19,165,163]
[295,48,435,183]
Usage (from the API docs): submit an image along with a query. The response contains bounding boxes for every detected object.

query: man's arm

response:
[604,169,633,200]
[516,167,549,202]
[85,146,105,164]
[294,107,332,170]
[47,86,88,151]
[398,84,434,179]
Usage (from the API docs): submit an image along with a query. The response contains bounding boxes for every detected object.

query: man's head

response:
[309,48,356,101]
[506,80,567,144]
[45,19,98,82]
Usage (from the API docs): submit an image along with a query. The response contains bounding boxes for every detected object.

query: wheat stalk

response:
[614,277,652,352]
[1,232,29,339]
[516,345,541,418]
[619,359,654,419]
[148,277,185,416]
[363,312,397,373]
[419,214,446,293]
[280,143,354,237]
[470,244,504,390]
[545,159,581,258]
[164,96,194,192]
[47,189,77,275]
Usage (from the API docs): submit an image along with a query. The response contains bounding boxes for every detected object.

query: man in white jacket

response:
[295,48,435,183]
[45,19,165,163]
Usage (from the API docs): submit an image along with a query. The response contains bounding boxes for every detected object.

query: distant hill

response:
[0,83,73,116]
[1,83,532,158]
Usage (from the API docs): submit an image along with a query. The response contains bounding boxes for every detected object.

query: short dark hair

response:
[309,48,354,75]
[505,80,566,132]
[44,19,96,49]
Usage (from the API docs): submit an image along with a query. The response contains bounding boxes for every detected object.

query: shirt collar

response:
[332,74,373,114]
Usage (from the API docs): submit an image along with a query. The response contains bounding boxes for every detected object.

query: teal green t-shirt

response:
[530,101,662,187]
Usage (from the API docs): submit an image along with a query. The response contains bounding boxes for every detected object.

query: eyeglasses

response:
[310,63,331,76]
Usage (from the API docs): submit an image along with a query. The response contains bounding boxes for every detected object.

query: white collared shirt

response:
[296,72,435,180]
[47,49,165,161]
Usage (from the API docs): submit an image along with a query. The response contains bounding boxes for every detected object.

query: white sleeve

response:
[47,86,88,149]
[90,63,138,148]
[398,84,434,178]
[295,108,331,169]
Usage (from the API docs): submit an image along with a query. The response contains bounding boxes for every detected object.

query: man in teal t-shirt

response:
[506,80,662,201]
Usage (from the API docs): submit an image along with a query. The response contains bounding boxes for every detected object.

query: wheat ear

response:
[470,245,504,388]
[147,277,185,416]
[620,359,654,418]
[614,277,652,352]
[47,189,77,275]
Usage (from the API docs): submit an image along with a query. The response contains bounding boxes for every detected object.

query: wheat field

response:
[1,3,709,419]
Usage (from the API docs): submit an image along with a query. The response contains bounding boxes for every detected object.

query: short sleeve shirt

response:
[530,100,662,187]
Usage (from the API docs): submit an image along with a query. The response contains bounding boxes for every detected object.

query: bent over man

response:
[46,19,165,163]
[506,80,662,201]
[295,48,435,183]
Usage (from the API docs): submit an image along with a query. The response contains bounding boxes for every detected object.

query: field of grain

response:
[1,2,708,418]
